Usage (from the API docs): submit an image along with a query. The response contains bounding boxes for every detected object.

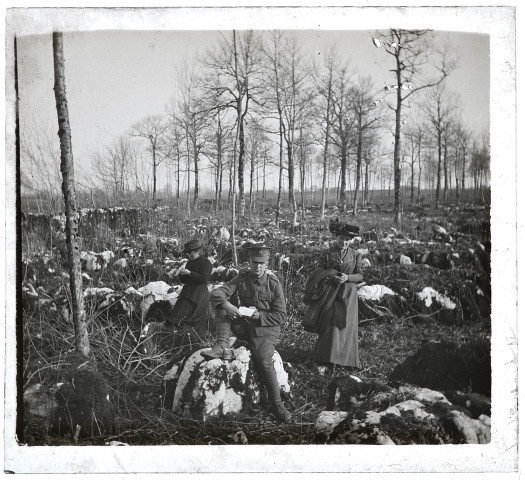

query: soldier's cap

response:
[183,239,202,253]
[247,246,272,262]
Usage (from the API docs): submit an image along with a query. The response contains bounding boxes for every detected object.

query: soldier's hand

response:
[222,302,241,319]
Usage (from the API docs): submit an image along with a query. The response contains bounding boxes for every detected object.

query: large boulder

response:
[315,384,490,445]
[23,352,114,441]
[390,340,491,395]
[162,346,292,421]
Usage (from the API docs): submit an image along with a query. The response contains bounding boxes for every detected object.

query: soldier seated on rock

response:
[202,246,292,423]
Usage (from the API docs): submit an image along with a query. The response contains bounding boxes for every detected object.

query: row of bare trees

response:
[20,29,490,222]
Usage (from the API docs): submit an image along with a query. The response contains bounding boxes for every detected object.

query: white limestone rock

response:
[163,347,291,421]
[358,284,397,301]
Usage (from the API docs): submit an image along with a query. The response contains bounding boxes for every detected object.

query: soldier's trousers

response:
[215,308,283,407]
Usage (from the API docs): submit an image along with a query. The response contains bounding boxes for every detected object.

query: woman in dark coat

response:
[302,221,363,368]
[165,239,212,330]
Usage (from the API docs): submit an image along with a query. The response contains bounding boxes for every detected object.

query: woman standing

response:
[302,221,363,369]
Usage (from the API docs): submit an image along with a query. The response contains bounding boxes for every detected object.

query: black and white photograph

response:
[3,4,518,475]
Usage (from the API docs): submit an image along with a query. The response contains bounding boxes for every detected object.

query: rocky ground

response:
[20,203,491,445]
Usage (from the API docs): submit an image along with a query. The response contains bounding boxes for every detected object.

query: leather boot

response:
[269,403,292,423]
[201,320,233,361]
[257,362,291,422]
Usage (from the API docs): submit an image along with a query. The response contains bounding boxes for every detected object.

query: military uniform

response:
[209,270,287,336]
[204,246,291,422]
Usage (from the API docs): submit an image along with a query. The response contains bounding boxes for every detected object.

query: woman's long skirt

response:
[314,283,360,367]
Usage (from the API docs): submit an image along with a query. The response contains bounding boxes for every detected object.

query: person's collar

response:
[250,272,267,285]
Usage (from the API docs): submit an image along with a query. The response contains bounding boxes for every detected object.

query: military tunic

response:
[210,270,287,337]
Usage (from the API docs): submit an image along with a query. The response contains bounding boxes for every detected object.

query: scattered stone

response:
[327,377,393,410]
[315,411,349,438]
[399,255,412,265]
[416,287,458,323]
[318,383,491,444]
[432,224,447,236]
[113,257,127,269]
[444,392,491,418]
[443,410,491,444]
[229,430,248,444]
[358,284,396,301]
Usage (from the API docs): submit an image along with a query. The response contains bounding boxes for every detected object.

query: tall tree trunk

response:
[275,119,284,225]
[176,146,180,207]
[238,109,245,217]
[435,129,442,208]
[262,152,266,202]
[352,129,362,216]
[320,146,329,219]
[193,144,199,209]
[339,141,348,209]
[214,151,220,216]
[299,128,306,219]
[443,138,448,203]
[186,137,191,216]
[152,145,157,205]
[417,144,422,204]
[461,147,466,202]
[228,158,233,208]
[285,128,297,226]
[364,160,370,205]
[410,150,415,203]
[392,51,404,223]
[249,144,255,211]
[53,32,90,356]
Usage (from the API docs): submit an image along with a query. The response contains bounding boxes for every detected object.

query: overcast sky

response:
[12,10,491,193]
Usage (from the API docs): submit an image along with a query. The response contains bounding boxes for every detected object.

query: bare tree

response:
[373,29,455,223]
[403,121,425,204]
[203,107,234,214]
[349,76,381,215]
[173,63,209,210]
[311,46,337,220]
[280,34,313,226]
[262,30,286,225]
[202,30,264,218]
[164,104,185,206]
[422,83,459,207]
[90,136,136,205]
[329,64,356,209]
[470,130,490,193]
[20,120,62,213]
[131,114,168,205]
[53,32,90,356]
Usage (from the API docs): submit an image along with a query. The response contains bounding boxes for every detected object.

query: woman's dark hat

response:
[329,219,360,237]
[183,239,202,253]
